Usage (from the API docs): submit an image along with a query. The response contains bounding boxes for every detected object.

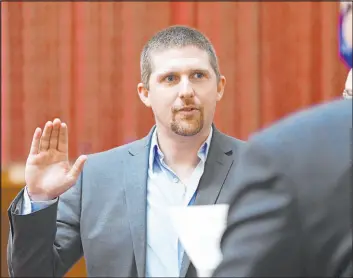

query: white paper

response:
[169,204,229,277]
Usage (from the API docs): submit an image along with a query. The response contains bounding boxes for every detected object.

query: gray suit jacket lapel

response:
[123,127,155,278]
[179,128,235,278]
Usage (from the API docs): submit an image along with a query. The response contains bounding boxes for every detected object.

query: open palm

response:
[25,119,87,201]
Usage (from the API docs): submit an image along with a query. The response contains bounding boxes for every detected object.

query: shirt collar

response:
[148,126,213,171]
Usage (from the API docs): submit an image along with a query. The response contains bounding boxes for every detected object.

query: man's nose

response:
[178,78,195,98]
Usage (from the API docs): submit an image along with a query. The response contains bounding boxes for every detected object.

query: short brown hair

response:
[140,25,221,89]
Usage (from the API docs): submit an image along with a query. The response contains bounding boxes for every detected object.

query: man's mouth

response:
[178,106,199,112]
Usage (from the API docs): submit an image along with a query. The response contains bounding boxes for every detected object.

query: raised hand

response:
[25,118,87,201]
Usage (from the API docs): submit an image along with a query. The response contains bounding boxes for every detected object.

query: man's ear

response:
[216,75,226,101]
[137,83,151,107]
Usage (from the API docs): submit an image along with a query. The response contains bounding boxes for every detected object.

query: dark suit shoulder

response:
[250,99,351,150]
[244,99,351,190]
[213,99,352,278]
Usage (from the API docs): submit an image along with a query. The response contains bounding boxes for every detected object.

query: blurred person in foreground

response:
[213,2,352,277]
[7,26,245,277]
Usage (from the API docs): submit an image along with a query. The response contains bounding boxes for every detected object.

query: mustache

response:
[172,105,202,112]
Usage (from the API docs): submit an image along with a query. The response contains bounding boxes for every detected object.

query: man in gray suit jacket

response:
[7,25,245,277]
[213,98,352,277]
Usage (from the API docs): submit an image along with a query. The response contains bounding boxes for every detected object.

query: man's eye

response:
[164,75,177,82]
[193,72,205,79]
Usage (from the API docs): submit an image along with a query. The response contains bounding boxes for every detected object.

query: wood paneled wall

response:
[1,2,349,277]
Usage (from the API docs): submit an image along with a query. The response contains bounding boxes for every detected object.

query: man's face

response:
[138,46,225,136]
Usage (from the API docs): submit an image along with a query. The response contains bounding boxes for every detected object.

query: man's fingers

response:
[67,155,87,183]
[58,122,68,153]
[29,128,42,155]
[39,121,53,152]
[49,118,61,150]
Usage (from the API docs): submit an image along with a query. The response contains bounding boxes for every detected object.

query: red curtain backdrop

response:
[2,2,348,166]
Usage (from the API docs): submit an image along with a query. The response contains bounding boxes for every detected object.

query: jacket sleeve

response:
[7,172,84,277]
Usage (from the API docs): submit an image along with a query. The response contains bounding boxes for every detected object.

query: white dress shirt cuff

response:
[22,186,58,215]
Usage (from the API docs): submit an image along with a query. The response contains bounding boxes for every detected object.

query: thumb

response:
[67,155,88,184]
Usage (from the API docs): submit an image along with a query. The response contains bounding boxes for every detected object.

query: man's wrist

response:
[25,186,57,202]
